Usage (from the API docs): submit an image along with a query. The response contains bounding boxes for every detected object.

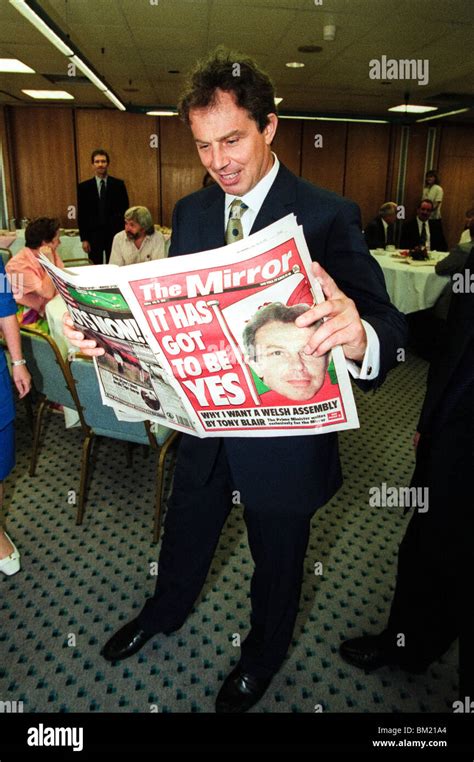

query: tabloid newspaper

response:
[40,214,359,438]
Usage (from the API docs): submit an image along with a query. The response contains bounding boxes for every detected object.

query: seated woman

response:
[6,217,64,333]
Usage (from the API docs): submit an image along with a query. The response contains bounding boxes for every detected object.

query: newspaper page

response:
[41,214,359,438]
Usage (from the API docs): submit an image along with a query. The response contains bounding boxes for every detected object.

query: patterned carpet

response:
[0,350,457,713]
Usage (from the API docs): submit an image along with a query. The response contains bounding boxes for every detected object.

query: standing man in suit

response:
[77,149,129,264]
[63,49,407,712]
[364,201,398,250]
[400,199,447,251]
[340,246,474,697]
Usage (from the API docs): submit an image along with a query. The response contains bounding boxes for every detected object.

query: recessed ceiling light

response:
[274,97,283,105]
[146,110,177,116]
[297,45,322,53]
[286,62,305,69]
[0,58,35,73]
[388,104,438,113]
[22,89,74,99]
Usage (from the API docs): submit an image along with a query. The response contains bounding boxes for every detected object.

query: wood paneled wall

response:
[0,106,14,225]
[437,124,474,251]
[75,110,161,224]
[7,107,76,226]
[3,105,473,248]
[301,121,346,195]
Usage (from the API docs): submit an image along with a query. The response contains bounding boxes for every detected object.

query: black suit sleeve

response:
[320,200,408,391]
[77,182,91,242]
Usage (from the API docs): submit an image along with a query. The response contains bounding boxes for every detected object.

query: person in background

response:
[77,149,129,264]
[0,258,31,575]
[339,246,474,698]
[6,217,64,333]
[109,206,168,266]
[422,170,443,220]
[459,207,474,245]
[364,202,398,249]
[400,199,447,251]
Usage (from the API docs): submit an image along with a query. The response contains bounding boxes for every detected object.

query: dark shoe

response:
[339,634,394,671]
[215,664,273,713]
[339,634,428,673]
[101,618,155,662]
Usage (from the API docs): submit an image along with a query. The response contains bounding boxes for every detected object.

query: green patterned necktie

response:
[225,199,248,244]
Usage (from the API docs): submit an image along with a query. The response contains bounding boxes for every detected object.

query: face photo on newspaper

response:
[241,302,334,405]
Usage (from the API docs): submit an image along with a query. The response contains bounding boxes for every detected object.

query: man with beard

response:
[109,206,168,265]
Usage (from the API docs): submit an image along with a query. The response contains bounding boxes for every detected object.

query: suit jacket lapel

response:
[198,189,226,252]
[250,164,297,234]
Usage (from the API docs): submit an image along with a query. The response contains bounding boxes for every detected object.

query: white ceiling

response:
[0,0,473,120]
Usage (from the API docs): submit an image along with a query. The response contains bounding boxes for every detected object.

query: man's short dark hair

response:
[243,302,311,360]
[25,217,60,249]
[91,149,110,163]
[418,198,434,209]
[178,46,276,132]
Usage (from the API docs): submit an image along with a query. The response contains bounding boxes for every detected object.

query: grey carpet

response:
[0,350,457,712]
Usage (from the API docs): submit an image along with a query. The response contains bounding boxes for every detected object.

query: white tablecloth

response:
[1,231,84,262]
[370,249,451,314]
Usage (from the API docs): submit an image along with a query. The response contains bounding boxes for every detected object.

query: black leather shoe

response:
[215,664,273,713]
[339,634,394,671]
[339,634,427,674]
[101,618,155,662]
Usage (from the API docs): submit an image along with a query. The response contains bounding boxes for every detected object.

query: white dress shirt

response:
[109,230,168,266]
[224,154,380,380]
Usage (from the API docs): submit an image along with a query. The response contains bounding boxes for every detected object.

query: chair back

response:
[20,327,81,414]
[0,248,12,267]
[71,358,155,445]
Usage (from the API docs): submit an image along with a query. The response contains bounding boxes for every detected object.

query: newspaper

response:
[40,214,359,438]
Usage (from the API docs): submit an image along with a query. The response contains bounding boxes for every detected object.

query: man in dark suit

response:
[77,149,129,264]
[340,247,474,696]
[400,199,447,251]
[63,49,407,712]
[364,201,398,249]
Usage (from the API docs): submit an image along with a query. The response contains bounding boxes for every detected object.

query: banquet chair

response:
[20,327,83,475]
[70,357,179,543]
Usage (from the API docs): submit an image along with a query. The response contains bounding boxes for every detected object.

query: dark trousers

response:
[138,439,314,678]
[88,230,114,264]
[386,380,473,682]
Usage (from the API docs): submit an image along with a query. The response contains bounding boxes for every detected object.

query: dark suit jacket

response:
[364,217,396,249]
[417,247,474,436]
[435,241,473,276]
[400,217,447,251]
[77,175,129,253]
[169,163,408,510]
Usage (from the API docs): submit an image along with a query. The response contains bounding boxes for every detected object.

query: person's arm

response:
[435,246,466,276]
[0,314,31,398]
[431,185,443,212]
[77,183,91,252]
[108,234,123,266]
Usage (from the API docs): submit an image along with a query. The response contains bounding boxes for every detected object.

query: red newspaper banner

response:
[128,237,348,434]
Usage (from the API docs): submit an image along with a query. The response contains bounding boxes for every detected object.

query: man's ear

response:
[263,113,278,145]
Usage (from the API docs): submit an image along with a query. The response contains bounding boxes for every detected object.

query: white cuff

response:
[346,320,380,380]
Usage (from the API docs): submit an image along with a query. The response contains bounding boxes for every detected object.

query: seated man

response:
[400,199,447,251]
[109,206,168,266]
[458,207,474,245]
[435,220,474,276]
[364,202,398,250]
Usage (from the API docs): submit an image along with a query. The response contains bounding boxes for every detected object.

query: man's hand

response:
[413,431,421,449]
[295,262,367,362]
[63,312,105,357]
[82,241,91,254]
